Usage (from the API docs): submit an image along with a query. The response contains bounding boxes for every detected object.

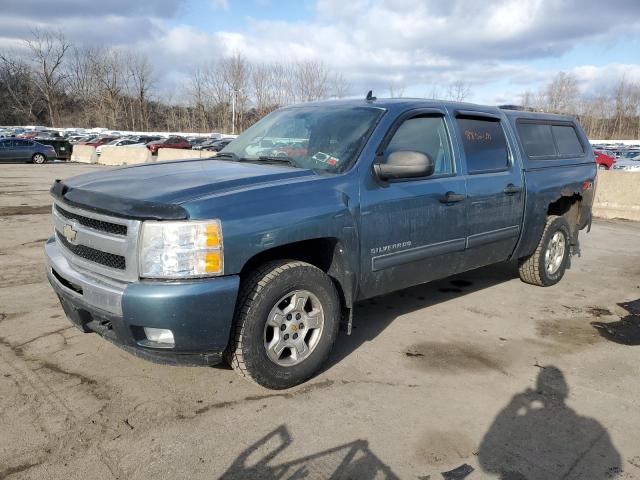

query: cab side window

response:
[385,116,454,175]
[456,117,510,174]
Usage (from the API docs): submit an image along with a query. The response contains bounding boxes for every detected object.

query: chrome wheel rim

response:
[545,231,566,275]
[263,290,324,367]
[34,154,45,164]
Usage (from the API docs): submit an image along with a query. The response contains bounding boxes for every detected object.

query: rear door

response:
[359,109,468,298]
[452,110,524,269]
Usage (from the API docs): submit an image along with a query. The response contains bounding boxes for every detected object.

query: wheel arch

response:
[239,237,356,313]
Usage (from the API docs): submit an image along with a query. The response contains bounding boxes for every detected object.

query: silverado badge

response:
[62,224,77,244]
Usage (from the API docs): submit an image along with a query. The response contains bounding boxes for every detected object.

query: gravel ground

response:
[1,163,639,479]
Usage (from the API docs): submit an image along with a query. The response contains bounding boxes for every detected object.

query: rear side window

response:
[456,117,509,174]
[552,125,584,156]
[517,121,585,159]
[517,123,556,158]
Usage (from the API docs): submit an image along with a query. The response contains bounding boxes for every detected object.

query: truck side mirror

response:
[373,151,435,181]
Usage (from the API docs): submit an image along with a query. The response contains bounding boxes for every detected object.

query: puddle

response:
[591,300,640,346]
[536,317,602,347]
[405,341,506,375]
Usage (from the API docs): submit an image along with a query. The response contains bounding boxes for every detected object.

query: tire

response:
[598,164,607,170]
[518,215,571,287]
[226,260,340,389]
[32,153,46,164]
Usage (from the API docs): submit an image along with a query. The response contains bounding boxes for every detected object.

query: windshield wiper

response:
[213,152,241,161]
[258,155,297,167]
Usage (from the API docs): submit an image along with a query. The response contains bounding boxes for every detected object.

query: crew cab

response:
[45,99,596,389]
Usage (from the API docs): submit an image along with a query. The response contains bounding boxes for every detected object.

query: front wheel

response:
[518,215,571,287]
[598,164,608,170]
[226,260,340,389]
[32,153,46,164]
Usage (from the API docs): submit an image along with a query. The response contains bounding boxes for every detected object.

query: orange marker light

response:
[204,252,222,273]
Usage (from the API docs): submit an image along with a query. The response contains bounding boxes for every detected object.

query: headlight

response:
[139,220,223,278]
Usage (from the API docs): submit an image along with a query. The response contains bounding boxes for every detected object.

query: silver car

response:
[0,138,57,164]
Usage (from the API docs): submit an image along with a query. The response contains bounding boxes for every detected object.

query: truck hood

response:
[55,159,317,219]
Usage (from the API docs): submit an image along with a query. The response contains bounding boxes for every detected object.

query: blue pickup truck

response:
[45,98,596,389]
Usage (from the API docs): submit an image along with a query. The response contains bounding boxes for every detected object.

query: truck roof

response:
[286,97,578,123]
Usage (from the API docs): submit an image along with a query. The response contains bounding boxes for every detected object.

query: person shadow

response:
[477,366,622,480]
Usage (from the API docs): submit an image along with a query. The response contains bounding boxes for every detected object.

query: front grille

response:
[57,231,126,270]
[55,205,127,236]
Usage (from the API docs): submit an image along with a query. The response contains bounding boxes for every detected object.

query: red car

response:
[594,150,615,170]
[78,136,118,147]
[147,136,192,154]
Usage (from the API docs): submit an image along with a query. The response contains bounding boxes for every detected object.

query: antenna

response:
[365,90,376,102]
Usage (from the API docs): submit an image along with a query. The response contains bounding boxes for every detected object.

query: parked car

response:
[619,150,640,159]
[202,138,233,152]
[35,137,73,161]
[77,136,118,147]
[0,138,57,163]
[147,136,191,154]
[612,155,640,172]
[189,137,210,147]
[192,138,219,150]
[45,99,596,389]
[132,135,163,144]
[96,138,143,155]
[594,150,615,170]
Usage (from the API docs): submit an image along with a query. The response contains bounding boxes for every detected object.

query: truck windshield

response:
[218,105,384,172]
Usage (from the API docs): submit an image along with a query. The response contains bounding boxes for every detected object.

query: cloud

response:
[210,0,229,10]
[1,0,639,104]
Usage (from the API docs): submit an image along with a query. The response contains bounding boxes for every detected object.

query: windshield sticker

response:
[312,152,340,166]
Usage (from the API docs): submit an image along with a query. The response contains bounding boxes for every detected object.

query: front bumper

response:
[45,237,240,366]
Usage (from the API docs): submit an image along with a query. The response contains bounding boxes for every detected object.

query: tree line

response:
[0,30,350,133]
[520,72,640,140]
[2,30,638,139]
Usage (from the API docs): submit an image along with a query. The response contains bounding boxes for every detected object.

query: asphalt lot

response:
[1,163,639,479]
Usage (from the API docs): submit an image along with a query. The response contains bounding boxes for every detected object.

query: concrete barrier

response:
[99,146,152,166]
[157,148,217,162]
[592,170,640,222]
[70,145,97,164]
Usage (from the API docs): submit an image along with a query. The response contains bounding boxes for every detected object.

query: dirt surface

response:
[1,163,639,479]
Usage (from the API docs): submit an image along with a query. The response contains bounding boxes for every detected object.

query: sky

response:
[1,0,640,105]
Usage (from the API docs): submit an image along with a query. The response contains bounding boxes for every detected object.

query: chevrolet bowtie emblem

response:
[62,224,77,243]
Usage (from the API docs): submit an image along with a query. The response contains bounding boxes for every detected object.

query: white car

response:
[612,155,640,172]
[96,138,143,155]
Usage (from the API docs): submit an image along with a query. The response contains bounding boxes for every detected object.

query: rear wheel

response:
[226,260,340,389]
[32,153,46,164]
[518,215,571,287]
[598,164,607,170]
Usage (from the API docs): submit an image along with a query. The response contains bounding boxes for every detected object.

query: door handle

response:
[439,191,465,204]
[503,184,522,195]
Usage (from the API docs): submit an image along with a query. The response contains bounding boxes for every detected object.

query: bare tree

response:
[126,52,155,131]
[388,82,405,98]
[23,29,71,126]
[446,80,471,102]
[0,53,45,123]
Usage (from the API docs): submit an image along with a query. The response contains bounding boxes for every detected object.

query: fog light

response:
[143,327,175,346]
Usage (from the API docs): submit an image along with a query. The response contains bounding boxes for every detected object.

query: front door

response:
[359,110,468,299]
[452,111,524,269]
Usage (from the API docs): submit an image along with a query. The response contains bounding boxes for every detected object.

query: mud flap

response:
[340,307,353,335]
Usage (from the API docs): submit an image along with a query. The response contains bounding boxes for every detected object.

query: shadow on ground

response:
[327,261,519,370]
[477,365,622,479]
[218,424,399,479]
